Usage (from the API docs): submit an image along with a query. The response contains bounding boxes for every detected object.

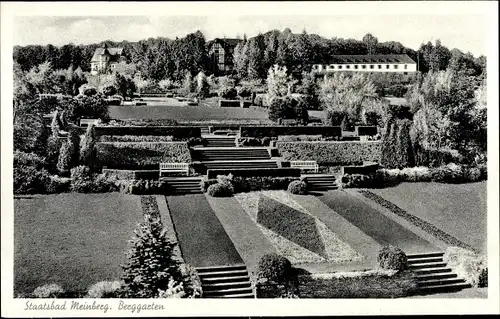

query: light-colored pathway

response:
[205,195,277,274]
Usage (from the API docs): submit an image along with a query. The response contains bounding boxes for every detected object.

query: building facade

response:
[311,54,417,74]
[207,38,243,74]
[90,43,126,75]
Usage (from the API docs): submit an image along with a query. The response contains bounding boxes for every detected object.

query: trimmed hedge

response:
[94,126,201,139]
[99,135,174,142]
[102,169,159,180]
[257,270,418,298]
[96,142,191,170]
[342,162,379,175]
[207,168,301,179]
[240,126,342,138]
[277,141,382,165]
[355,126,378,136]
[233,176,300,193]
[207,182,234,197]
[219,99,241,107]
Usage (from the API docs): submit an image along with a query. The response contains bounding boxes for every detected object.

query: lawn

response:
[165,194,243,267]
[14,193,143,295]
[109,98,270,121]
[369,182,487,253]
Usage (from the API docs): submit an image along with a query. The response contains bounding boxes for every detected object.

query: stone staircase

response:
[160,177,203,195]
[302,174,339,191]
[194,147,271,161]
[197,264,255,298]
[408,252,471,294]
[203,136,237,147]
[202,160,278,171]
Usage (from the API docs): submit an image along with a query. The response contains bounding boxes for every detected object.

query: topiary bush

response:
[207,182,234,197]
[287,180,308,195]
[377,245,408,271]
[256,253,294,284]
[31,284,65,298]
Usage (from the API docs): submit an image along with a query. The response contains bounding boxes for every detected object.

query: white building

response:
[311,54,417,74]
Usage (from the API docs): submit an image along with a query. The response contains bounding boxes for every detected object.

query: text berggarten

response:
[25,300,165,314]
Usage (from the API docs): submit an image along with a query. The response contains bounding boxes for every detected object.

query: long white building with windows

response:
[311,54,417,74]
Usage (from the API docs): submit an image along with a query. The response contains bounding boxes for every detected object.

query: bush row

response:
[96,142,191,170]
[240,126,342,138]
[99,135,174,142]
[94,126,201,139]
[207,168,301,179]
[341,164,487,188]
[443,247,487,288]
[359,190,478,252]
[102,169,159,180]
[342,162,379,175]
[202,176,300,193]
[237,137,273,147]
[277,141,382,165]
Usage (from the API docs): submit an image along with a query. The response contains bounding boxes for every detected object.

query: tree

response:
[196,71,210,99]
[133,75,149,96]
[297,71,320,110]
[289,30,313,77]
[115,73,136,98]
[247,34,266,79]
[79,123,97,168]
[266,64,291,101]
[57,139,73,175]
[120,217,182,298]
[181,71,195,96]
[362,33,378,55]
[233,42,249,79]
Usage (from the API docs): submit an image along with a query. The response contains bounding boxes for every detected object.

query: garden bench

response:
[290,161,319,173]
[159,163,189,177]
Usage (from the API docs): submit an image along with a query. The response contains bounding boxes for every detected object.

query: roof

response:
[208,38,243,50]
[91,47,124,62]
[326,54,416,64]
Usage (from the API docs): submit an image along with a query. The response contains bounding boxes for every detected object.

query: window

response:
[404,64,408,69]
[338,65,343,69]
[329,65,335,69]
[354,65,359,69]
[362,65,367,69]
[313,65,319,69]
[370,65,374,69]
[386,65,390,69]
[378,65,382,69]
[404,72,408,75]
[394,65,399,69]
[346,65,351,69]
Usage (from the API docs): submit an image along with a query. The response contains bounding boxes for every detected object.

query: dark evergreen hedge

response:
[94,126,201,139]
[240,126,342,138]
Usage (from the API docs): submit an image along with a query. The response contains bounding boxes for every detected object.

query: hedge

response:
[207,168,301,179]
[219,99,241,107]
[355,126,378,136]
[277,141,382,165]
[102,169,159,180]
[96,142,191,170]
[240,126,342,138]
[94,126,201,139]
[256,270,418,298]
[342,162,379,175]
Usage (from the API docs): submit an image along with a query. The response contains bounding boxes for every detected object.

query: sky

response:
[14,14,489,57]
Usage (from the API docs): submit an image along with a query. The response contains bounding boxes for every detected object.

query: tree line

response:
[14,29,486,83]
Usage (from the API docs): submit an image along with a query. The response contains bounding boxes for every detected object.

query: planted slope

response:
[257,195,326,258]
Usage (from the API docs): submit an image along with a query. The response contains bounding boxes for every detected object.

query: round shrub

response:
[207,182,234,197]
[70,165,93,192]
[32,284,64,298]
[87,281,122,298]
[287,180,308,195]
[257,253,293,284]
[478,268,488,288]
[377,245,408,271]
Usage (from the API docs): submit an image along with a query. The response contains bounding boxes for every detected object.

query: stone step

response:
[416,272,457,281]
[218,293,255,298]
[197,264,247,273]
[418,282,471,294]
[202,281,252,291]
[409,262,447,269]
[413,267,453,275]
[408,257,444,264]
[201,275,250,284]
[407,252,445,259]
[203,287,254,297]
[417,278,466,287]
[198,269,249,279]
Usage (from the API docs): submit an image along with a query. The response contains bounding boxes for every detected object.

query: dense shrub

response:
[94,126,201,139]
[56,140,73,175]
[256,253,293,284]
[186,137,207,147]
[241,126,342,138]
[99,135,174,142]
[326,110,347,126]
[218,87,237,99]
[253,94,269,107]
[237,86,252,98]
[13,151,52,194]
[207,182,234,197]
[96,142,191,170]
[268,95,309,125]
[277,141,381,166]
[70,166,118,193]
[232,176,300,193]
[32,284,65,298]
[377,246,408,271]
[443,246,487,288]
[87,281,122,298]
[278,135,323,142]
[201,178,219,192]
[79,124,97,168]
[207,168,301,179]
[287,180,308,195]
[238,137,272,147]
[125,179,169,195]
[181,264,203,298]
